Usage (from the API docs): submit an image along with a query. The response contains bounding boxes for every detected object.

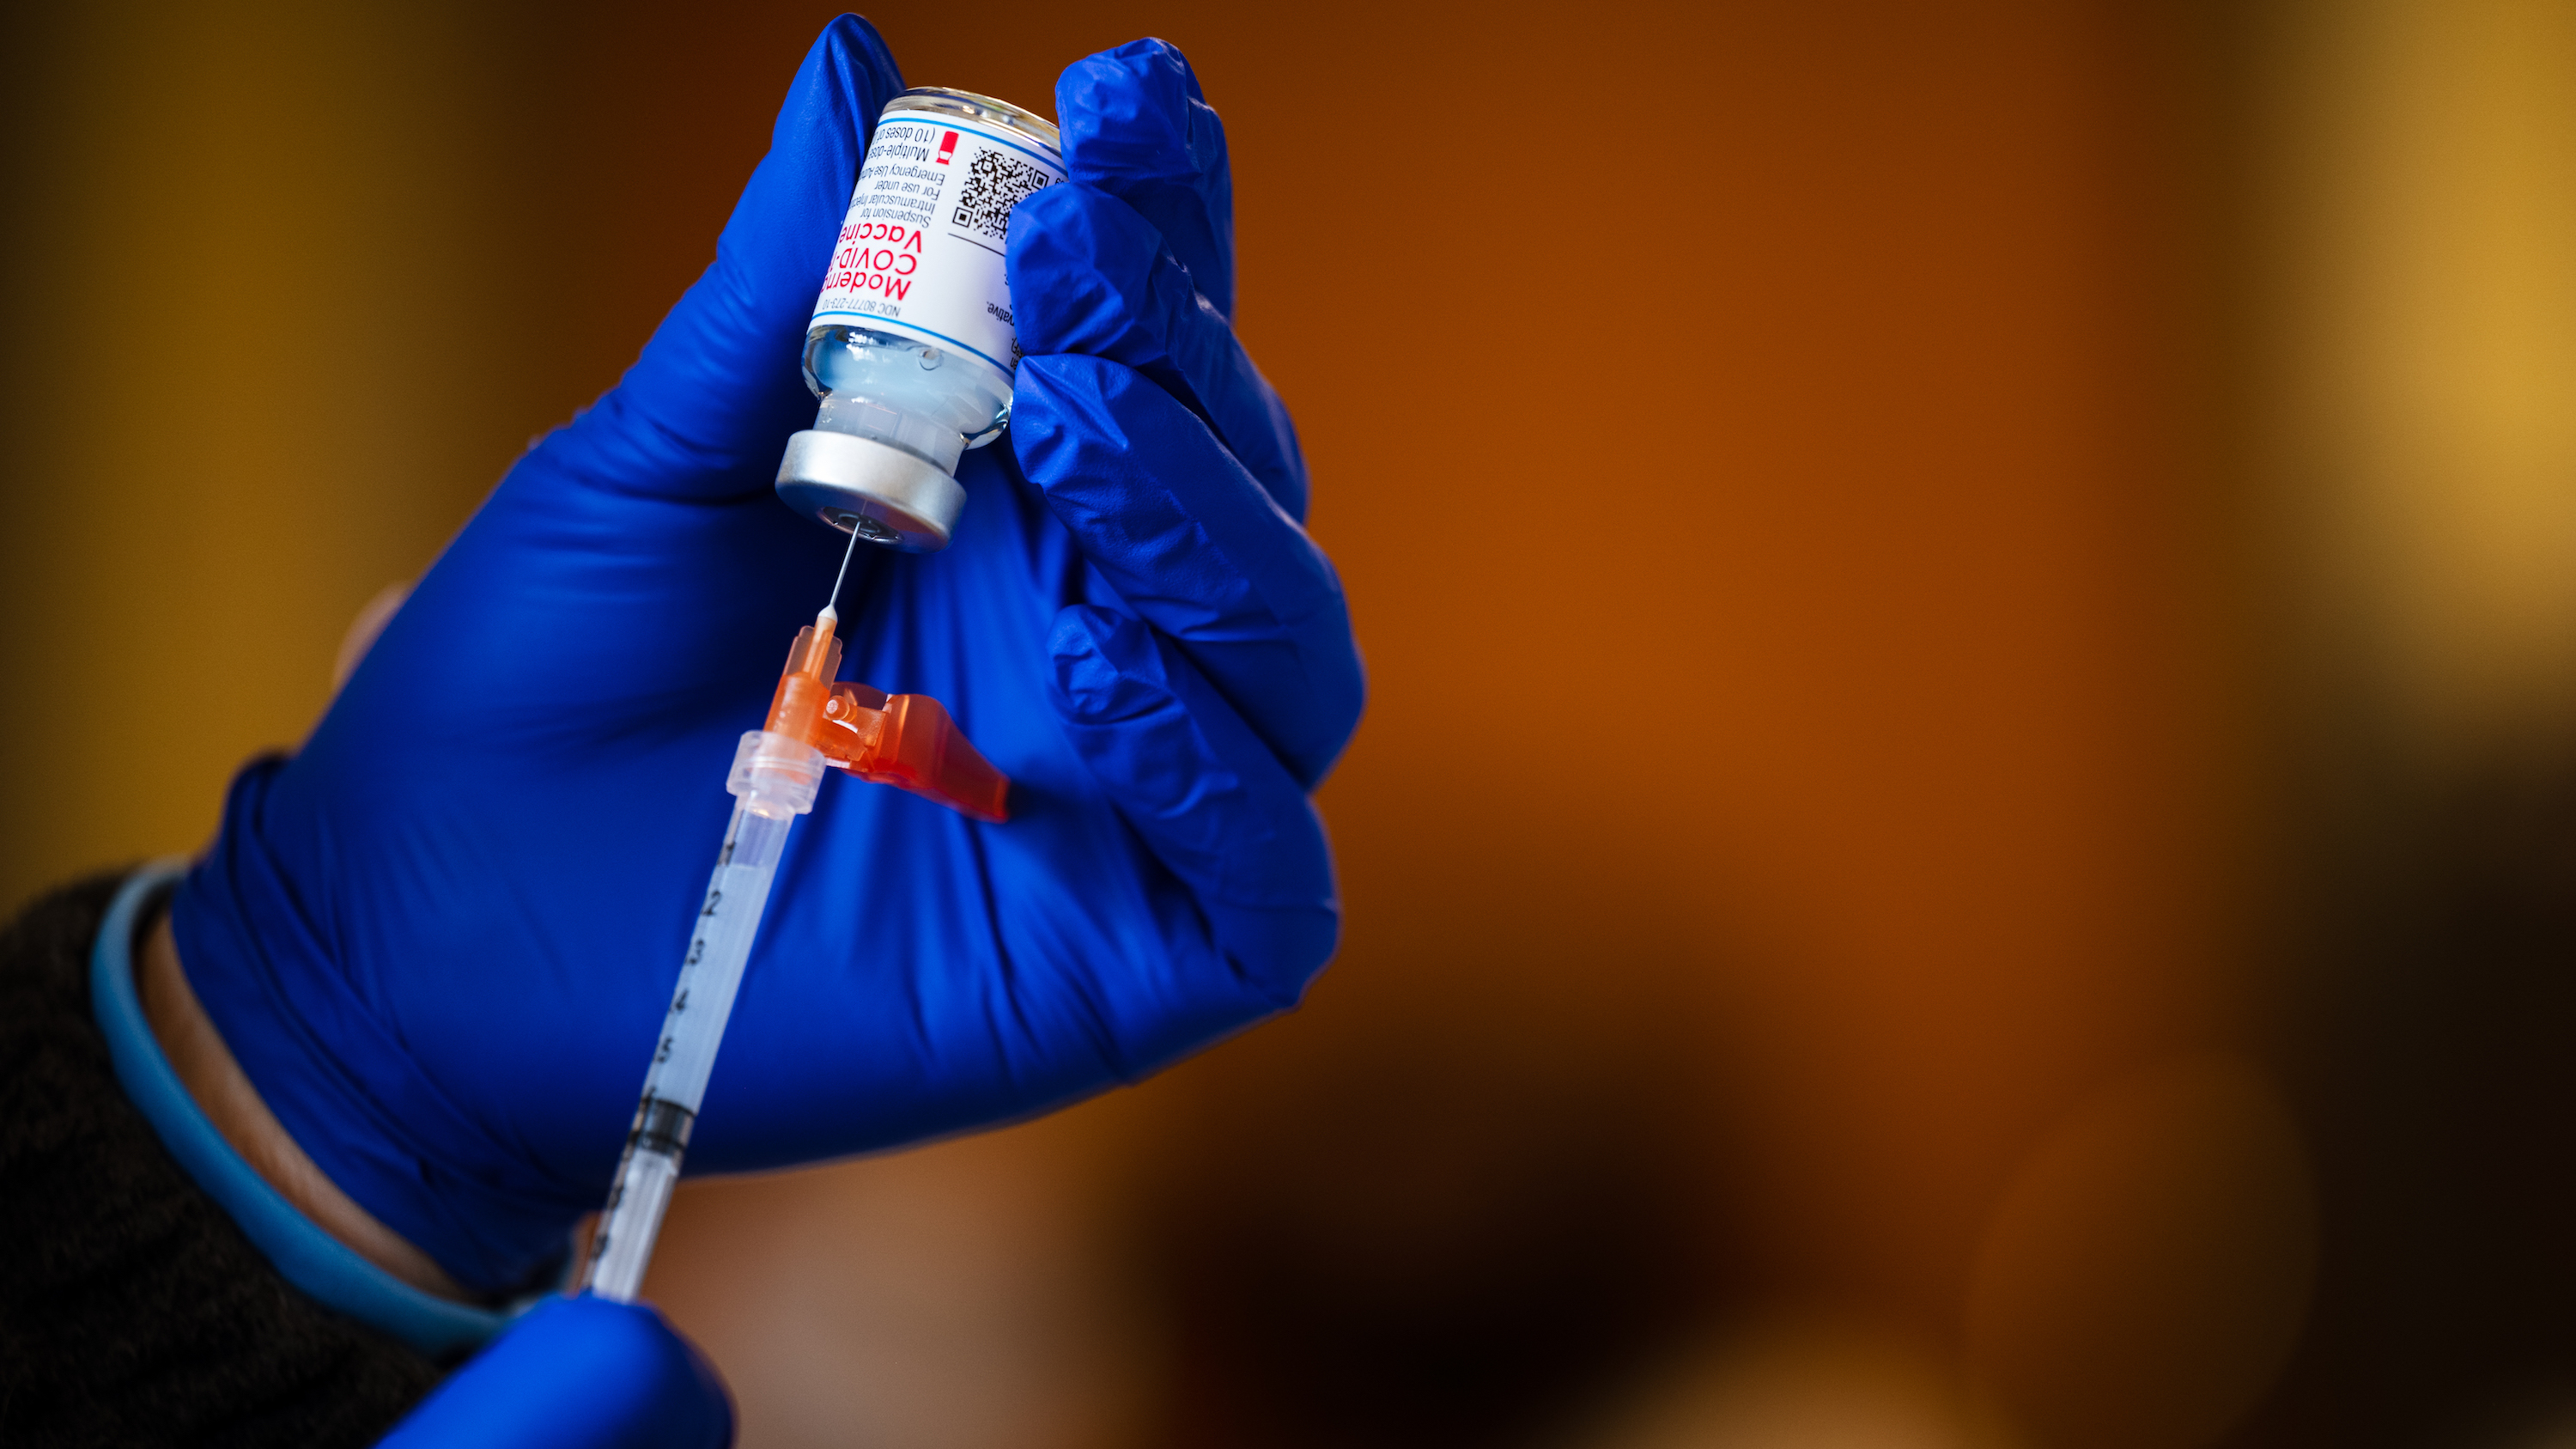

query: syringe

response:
[579,525,1012,1299]
[580,717,825,1300]
[580,527,864,1303]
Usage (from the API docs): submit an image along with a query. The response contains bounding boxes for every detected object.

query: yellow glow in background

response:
[3,2,2573,1446]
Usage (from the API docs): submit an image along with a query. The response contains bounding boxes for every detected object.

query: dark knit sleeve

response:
[0,874,441,1447]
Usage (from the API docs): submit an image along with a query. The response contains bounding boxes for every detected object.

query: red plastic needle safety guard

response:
[762,613,1010,824]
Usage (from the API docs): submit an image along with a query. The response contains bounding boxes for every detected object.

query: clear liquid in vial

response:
[801,324,1012,476]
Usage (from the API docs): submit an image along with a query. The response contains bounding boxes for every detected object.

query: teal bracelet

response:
[89,861,520,1360]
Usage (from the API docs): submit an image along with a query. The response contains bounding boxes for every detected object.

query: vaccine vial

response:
[775,88,1066,551]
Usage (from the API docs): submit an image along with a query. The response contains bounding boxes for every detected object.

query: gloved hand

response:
[173,16,1358,1296]
[375,1296,731,1448]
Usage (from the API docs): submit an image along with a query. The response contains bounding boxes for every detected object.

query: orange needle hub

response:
[762,611,1009,824]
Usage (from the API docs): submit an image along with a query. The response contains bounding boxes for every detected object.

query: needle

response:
[819,513,866,625]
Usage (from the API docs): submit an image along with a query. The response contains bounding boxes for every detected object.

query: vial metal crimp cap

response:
[775,430,969,552]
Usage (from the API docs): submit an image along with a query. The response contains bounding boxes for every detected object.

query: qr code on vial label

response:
[951,146,1056,240]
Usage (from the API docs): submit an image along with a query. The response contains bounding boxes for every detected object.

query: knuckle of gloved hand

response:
[1218,901,1342,1007]
[1011,356,1151,482]
[1008,185,1176,355]
[1048,606,1173,722]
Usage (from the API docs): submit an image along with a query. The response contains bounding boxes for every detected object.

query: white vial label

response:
[811,113,1066,382]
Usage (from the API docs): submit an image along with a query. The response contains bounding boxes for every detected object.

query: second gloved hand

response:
[375,1297,731,1449]
[171,20,1358,1296]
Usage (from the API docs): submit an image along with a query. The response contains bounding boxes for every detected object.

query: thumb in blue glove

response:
[376,1295,732,1449]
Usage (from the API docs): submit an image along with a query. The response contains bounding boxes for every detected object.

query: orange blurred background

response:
[4,2,2573,1446]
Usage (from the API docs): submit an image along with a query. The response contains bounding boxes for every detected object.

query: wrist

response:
[88,862,512,1359]
[139,913,470,1301]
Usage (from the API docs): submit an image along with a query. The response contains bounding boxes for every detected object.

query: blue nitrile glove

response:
[172,20,1358,1296]
[376,1296,732,1449]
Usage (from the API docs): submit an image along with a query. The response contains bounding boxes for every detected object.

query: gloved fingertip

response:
[594,12,906,486]
[788,15,904,141]
[1058,39,1206,146]
[1054,38,1234,319]
[752,13,905,242]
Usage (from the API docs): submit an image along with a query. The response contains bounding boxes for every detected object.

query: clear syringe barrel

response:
[581,729,826,1302]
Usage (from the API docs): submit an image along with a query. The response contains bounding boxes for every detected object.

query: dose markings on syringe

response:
[641,808,790,1114]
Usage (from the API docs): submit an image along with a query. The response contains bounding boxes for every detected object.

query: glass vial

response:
[774,88,1065,551]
